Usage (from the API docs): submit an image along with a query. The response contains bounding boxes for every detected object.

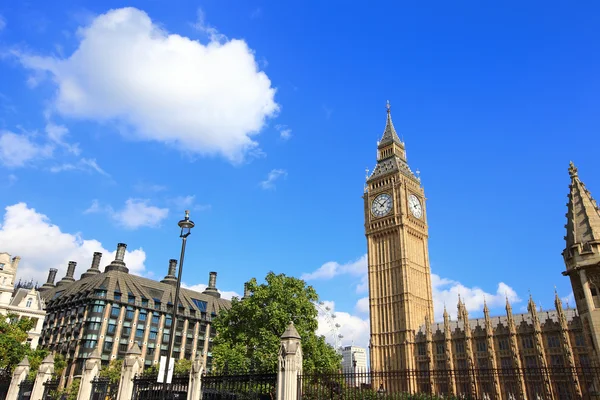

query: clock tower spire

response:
[364,103,434,385]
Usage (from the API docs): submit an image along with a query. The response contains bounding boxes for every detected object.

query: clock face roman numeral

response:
[371,193,392,217]
[408,194,423,218]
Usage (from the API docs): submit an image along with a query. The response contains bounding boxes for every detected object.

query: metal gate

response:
[132,375,189,400]
[0,370,11,400]
[90,377,118,400]
[42,379,60,400]
[17,379,34,400]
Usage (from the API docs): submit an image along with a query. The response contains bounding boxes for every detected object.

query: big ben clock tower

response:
[364,103,434,378]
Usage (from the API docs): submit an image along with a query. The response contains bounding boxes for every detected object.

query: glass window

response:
[417,343,426,356]
[128,296,135,304]
[0,263,4,270]
[476,340,487,352]
[92,305,105,313]
[26,298,32,308]
[138,312,147,322]
[107,324,116,334]
[522,336,534,349]
[455,341,465,354]
[436,343,444,355]
[165,317,172,327]
[114,292,121,301]
[547,335,560,348]
[498,338,509,351]
[136,329,144,338]
[111,306,120,317]
[152,315,160,325]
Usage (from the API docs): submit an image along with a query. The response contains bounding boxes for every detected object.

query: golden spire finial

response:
[569,161,578,178]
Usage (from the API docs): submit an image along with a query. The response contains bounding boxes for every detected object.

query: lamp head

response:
[178,210,195,237]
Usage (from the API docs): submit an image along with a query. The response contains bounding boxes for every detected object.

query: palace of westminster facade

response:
[365,105,600,398]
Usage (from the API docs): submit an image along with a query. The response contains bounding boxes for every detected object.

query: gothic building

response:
[364,105,599,399]
[0,252,46,348]
[38,243,230,385]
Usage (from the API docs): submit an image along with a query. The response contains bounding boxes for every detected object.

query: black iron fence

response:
[298,367,600,400]
[131,374,189,400]
[42,379,60,400]
[0,370,11,400]
[202,371,277,400]
[17,378,34,400]
[90,377,119,400]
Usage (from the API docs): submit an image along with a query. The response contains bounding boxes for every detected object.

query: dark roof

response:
[40,269,231,315]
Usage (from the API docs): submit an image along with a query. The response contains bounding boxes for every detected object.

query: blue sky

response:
[0,1,599,348]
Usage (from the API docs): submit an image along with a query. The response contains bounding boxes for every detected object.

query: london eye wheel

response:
[315,301,343,354]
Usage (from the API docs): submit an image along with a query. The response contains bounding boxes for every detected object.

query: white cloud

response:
[304,254,522,325]
[85,198,169,229]
[431,274,520,321]
[355,297,369,314]
[275,124,292,140]
[50,157,109,176]
[0,202,146,285]
[112,199,169,229]
[317,300,370,350]
[0,130,53,167]
[45,122,80,155]
[167,195,210,212]
[260,169,287,190]
[17,7,279,163]
[182,282,241,300]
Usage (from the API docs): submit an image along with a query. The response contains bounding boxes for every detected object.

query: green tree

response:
[26,348,49,380]
[174,359,192,375]
[99,359,123,384]
[211,272,341,374]
[141,363,159,377]
[0,314,35,373]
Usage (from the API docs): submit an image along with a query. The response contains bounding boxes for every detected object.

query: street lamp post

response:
[162,210,195,400]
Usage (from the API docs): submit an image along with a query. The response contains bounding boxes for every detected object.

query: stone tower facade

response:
[364,104,434,375]
[562,162,600,363]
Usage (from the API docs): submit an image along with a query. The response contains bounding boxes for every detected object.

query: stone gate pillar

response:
[78,348,102,400]
[31,354,54,400]
[7,356,30,400]
[116,344,143,400]
[277,322,303,400]
[117,343,143,400]
[188,353,204,400]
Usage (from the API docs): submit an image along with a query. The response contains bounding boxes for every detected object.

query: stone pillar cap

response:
[281,321,301,339]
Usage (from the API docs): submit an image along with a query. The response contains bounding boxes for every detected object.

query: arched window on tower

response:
[590,284,600,308]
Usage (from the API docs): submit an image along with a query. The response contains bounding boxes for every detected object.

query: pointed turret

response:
[367,102,415,182]
[443,305,450,326]
[378,101,403,147]
[563,162,600,266]
[527,294,540,328]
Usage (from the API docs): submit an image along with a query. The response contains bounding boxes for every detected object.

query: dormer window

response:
[26,298,32,308]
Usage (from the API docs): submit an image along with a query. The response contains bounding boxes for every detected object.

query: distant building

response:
[0,252,46,349]
[38,243,231,386]
[341,345,368,386]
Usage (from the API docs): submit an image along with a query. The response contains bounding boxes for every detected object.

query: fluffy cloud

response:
[86,198,169,229]
[317,300,370,350]
[260,169,287,190]
[0,130,53,167]
[0,202,146,285]
[182,282,241,300]
[304,253,522,328]
[16,7,279,163]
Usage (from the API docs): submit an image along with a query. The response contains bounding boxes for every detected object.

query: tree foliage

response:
[99,359,123,384]
[0,314,34,372]
[174,359,192,375]
[212,272,341,374]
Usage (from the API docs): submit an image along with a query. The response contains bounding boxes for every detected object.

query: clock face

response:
[371,193,393,217]
[408,194,423,218]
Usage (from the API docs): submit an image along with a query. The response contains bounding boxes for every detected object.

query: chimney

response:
[56,261,77,286]
[161,259,178,286]
[105,243,129,273]
[242,282,251,299]
[202,271,220,298]
[81,252,103,279]
[11,256,21,271]
[39,268,58,291]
